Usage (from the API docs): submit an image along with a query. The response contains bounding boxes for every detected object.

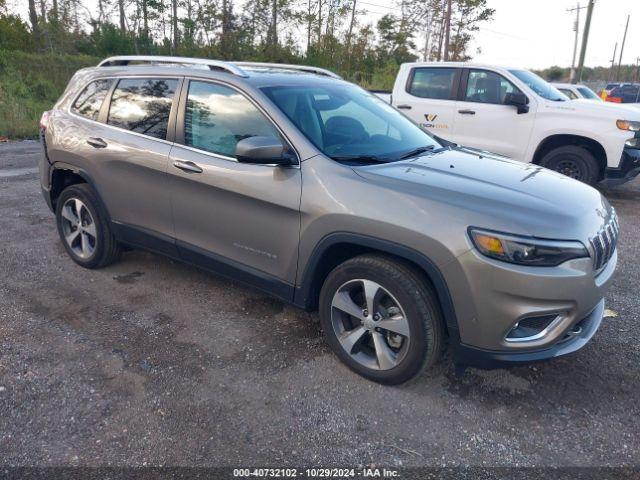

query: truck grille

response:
[589,210,619,271]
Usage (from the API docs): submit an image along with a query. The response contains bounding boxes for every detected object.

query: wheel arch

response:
[49,163,111,222]
[532,134,608,180]
[294,233,461,343]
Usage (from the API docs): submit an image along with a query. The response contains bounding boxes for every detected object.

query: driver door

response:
[454,69,536,160]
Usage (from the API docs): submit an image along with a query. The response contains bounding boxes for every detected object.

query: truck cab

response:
[384,62,640,185]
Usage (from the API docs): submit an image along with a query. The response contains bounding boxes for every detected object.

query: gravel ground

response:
[0,140,638,469]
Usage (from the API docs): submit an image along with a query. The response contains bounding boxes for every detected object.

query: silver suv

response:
[39,56,618,384]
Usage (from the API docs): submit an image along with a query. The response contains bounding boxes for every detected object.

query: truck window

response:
[71,79,113,121]
[464,70,519,104]
[184,81,280,158]
[558,88,578,100]
[407,68,456,100]
[107,78,178,140]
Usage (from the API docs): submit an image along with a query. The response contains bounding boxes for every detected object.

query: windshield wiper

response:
[331,155,390,164]
[398,145,435,160]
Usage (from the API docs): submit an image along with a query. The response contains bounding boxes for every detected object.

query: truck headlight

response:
[616,120,640,131]
[469,228,589,267]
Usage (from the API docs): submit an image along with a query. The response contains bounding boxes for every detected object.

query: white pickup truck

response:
[375,62,640,185]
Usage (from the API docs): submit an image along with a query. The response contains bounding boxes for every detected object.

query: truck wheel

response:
[539,145,599,185]
[55,184,121,269]
[319,254,444,385]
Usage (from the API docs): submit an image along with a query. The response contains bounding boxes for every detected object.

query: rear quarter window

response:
[71,79,113,121]
[107,78,178,140]
[407,68,457,100]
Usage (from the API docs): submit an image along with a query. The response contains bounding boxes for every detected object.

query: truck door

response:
[392,67,462,144]
[453,68,536,160]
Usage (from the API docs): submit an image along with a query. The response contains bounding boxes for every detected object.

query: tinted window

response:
[408,68,456,100]
[71,80,112,120]
[509,69,567,101]
[558,88,578,100]
[184,81,280,157]
[576,86,600,100]
[107,78,178,139]
[464,70,520,104]
[262,83,440,162]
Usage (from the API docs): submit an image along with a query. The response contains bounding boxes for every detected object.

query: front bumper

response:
[604,145,640,185]
[454,299,605,369]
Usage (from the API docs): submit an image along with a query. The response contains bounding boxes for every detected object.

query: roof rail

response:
[98,55,249,78]
[233,62,342,79]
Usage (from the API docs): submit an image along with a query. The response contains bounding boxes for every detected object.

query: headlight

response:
[468,228,589,266]
[616,120,640,131]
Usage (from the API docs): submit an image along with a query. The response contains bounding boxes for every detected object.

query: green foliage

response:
[0,50,98,138]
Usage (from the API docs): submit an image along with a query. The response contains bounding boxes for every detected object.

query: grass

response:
[0,50,397,139]
[0,50,98,138]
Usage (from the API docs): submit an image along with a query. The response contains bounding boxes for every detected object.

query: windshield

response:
[261,83,441,163]
[509,70,568,101]
[577,86,601,100]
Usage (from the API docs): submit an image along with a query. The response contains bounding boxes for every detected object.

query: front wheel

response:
[319,255,444,385]
[539,145,600,185]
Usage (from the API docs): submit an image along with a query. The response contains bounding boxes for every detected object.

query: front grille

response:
[589,210,619,271]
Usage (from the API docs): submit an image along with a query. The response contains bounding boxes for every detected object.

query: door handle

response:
[397,104,412,110]
[458,109,476,115]
[173,160,203,173]
[87,137,107,148]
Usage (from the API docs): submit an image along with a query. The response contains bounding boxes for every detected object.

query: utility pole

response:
[443,0,452,60]
[576,0,595,82]
[608,42,617,82]
[616,14,630,81]
[567,3,586,83]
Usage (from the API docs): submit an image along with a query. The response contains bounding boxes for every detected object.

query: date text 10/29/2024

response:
[233,468,400,478]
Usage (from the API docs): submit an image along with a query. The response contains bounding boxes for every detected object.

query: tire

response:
[55,184,121,269]
[319,254,444,385]
[539,145,600,185]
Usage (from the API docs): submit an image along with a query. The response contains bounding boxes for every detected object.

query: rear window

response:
[107,78,178,139]
[407,68,456,100]
[71,79,113,121]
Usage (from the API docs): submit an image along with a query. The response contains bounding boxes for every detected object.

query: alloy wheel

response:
[60,198,97,259]
[330,279,411,370]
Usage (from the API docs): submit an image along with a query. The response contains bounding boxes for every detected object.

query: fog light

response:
[506,314,560,342]
[625,137,640,149]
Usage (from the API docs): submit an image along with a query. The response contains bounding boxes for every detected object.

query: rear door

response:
[392,66,462,143]
[453,68,536,160]
[66,76,181,250]
[168,79,302,292]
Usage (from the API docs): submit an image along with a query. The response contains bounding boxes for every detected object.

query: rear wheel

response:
[539,145,599,185]
[319,255,444,385]
[56,184,121,269]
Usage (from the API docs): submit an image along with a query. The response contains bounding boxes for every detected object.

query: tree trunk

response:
[306,0,312,56]
[52,0,58,20]
[172,0,178,54]
[317,0,322,47]
[270,0,278,57]
[28,0,41,49]
[345,0,357,72]
[221,0,232,58]
[443,0,452,60]
[142,0,149,38]
[118,0,126,32]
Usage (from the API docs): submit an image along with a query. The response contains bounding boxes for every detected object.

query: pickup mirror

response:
[235,136,296,166]
[504,92,530,114]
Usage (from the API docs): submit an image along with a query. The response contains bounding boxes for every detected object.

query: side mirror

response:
[504,92,530,114]
[235,136,296,166]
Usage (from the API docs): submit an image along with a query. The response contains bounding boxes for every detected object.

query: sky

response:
[11,0,640,69]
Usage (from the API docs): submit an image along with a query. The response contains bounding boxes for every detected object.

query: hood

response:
[547,98,640,119]
[353,148,613,242]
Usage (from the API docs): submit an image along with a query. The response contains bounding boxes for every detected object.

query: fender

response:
[49,162,112,224]
[294,232,461,344]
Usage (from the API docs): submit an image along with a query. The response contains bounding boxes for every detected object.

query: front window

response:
[261,83,441,163]
[509,70,567,101]
[577,86,600,100]
[464,70,520,104]
[184,81,281,157]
